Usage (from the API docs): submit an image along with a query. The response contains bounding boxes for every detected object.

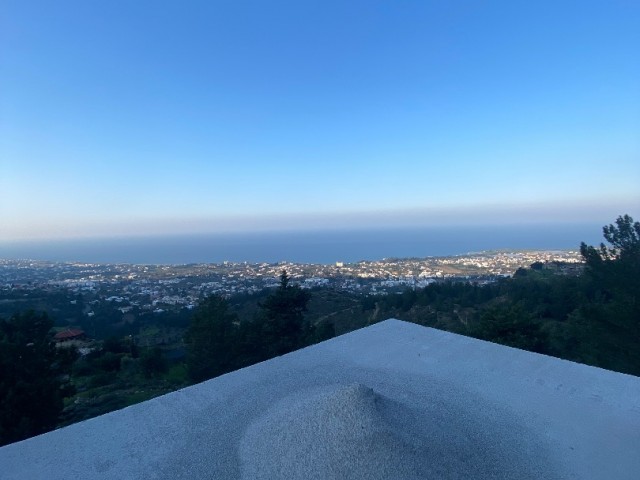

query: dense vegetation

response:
[1,215,638,446]
[365,214,640,375]
[185,270,332,382]
[0,311,75,445]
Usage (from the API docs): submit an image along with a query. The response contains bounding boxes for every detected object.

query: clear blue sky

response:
[1,0,639,240]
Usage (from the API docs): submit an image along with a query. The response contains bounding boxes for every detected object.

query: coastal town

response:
[1,250,583,316]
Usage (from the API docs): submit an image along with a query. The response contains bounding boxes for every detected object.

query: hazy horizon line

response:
[2,200,637,243]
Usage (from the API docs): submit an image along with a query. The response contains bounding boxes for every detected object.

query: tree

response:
[575,214,640,375]
[581,214,640,261]
[185,296,238,383]
[259,270,312,357]
[0,311,69,446]
[579,214,639,296]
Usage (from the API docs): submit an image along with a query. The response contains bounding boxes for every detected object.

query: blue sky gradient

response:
[1,1,639,240]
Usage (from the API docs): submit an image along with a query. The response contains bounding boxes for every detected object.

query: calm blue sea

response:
[0,224,602,265]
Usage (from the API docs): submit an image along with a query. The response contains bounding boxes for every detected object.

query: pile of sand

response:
[240,382,550,480]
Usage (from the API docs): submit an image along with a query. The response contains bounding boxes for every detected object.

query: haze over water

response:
[0,224,601,265]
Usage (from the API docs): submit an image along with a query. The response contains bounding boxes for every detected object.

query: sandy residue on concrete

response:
[240,382,551,480]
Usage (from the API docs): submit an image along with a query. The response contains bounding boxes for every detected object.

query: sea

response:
[0,224,604,265]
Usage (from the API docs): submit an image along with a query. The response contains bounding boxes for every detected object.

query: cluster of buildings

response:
[0,250,583,315]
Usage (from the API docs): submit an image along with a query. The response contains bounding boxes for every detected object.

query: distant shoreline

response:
[0,224,601,265]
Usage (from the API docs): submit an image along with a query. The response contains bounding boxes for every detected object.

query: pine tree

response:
[576,214,640,374]
[259,270,312,357]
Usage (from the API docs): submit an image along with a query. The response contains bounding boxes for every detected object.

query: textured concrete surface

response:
[1,319,639,479]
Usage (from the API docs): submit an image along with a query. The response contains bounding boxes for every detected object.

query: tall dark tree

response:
[581,214,640,264]
[575,214,640,374]
[185,296,238,383]
[580,214,640,294]
[259,270,312,357]
[0,311,67,446]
